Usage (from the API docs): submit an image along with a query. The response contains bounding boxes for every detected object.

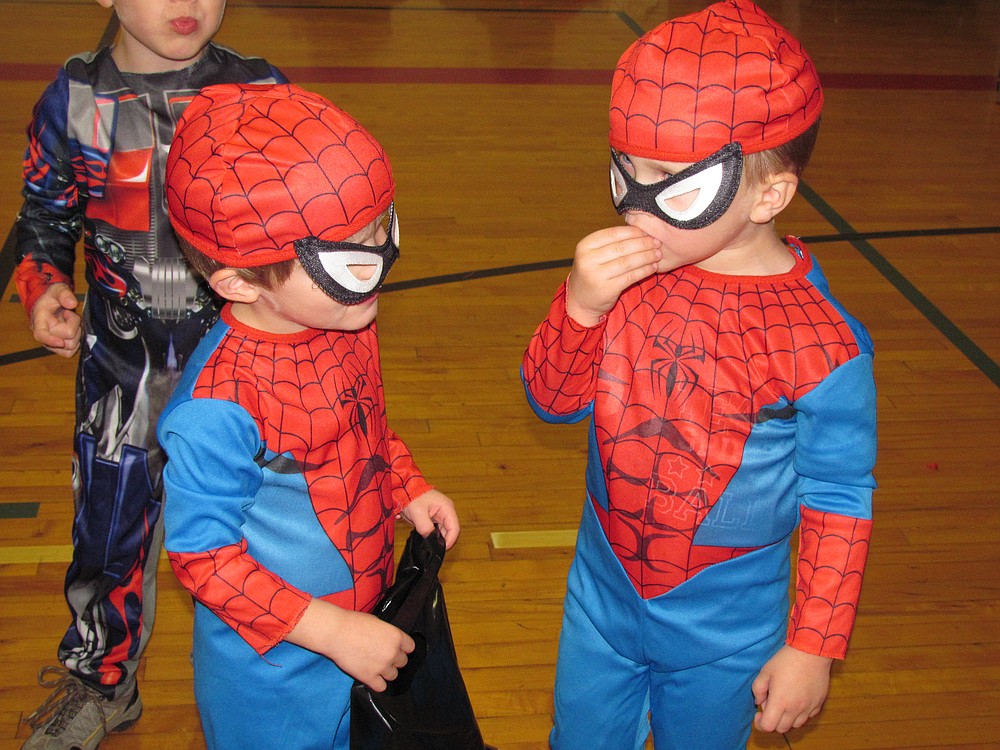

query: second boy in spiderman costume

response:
[158,83,460,749]
[522,1,876,747]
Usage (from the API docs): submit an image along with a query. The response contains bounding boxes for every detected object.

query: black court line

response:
[797,182,1000,387]
[0,8,995,389]
[3,224,998,371]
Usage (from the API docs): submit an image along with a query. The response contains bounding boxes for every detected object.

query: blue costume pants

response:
[193,605,354,750]
[550,501,789,749]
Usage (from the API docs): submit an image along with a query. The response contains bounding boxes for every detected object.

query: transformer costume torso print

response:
[159,306,431,749]
[14,44,284,695]
[522,241,876,748]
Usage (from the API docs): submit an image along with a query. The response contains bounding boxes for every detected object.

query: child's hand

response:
[288,598,415,692]
[29,283,81,357]
[565,225,662,327]
[399,489,460,550]
[751,645,833,733]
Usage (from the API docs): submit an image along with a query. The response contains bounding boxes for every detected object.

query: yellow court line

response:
[490,529,577,549]
[0,545,75,564]
[2,534,578,563]
[0,546,172,565]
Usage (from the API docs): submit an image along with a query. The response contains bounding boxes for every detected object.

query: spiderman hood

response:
[165,83,394,268]
[609,0,823,162]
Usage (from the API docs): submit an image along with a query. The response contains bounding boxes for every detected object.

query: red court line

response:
[0,62,994,90]
[820,72,995,90]
[285,66,610,84]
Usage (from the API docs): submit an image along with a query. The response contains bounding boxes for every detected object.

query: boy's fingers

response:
[412,515,436,538]
[754,704,778,733]
[401,633,415,654]
[751,674,768,704]
[604,232,659,259]
[579,223,647,247]
[599,238,661,278]
[56,287,79,309]
[792,705,821,729]
[440,523,460,549]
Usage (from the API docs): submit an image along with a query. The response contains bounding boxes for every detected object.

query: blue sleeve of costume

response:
[795,261,877,519]
[795,353,877,519]
[160,397,265,555]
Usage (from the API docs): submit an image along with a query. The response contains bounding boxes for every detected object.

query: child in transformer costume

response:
[521,1,877,747]
[14,1,285,747]
[158,83,461,749]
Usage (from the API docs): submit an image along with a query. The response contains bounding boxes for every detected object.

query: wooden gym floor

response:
[0,1,997,748]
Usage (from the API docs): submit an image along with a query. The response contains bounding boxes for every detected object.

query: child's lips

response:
[171,17,198,35]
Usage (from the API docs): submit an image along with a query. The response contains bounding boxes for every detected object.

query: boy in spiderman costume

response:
[14,2,285,748]
[522,1,876,747]
[158,82,460,749]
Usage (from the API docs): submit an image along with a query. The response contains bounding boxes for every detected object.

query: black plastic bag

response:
[350,529,495,750]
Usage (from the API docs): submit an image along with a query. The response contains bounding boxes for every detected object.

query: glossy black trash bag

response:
[350,528,492,750]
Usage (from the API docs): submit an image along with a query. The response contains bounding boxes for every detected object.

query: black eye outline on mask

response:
[609,142,743,230]
[294,203,400,305]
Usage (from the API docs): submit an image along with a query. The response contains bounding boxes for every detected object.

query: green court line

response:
[0,501,39,519]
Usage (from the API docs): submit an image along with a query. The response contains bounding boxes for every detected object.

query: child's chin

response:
[332,304,378,331]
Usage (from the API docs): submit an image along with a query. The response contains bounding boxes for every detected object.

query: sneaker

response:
[21,666,143,750]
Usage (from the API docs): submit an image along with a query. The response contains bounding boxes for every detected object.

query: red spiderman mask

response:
[608,0,822,228]
[166,83,397,304]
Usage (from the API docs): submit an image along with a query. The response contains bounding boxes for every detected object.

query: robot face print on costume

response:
[295,203,399,305]
[609,143,743,230]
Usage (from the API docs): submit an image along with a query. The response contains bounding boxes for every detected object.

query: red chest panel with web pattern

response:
[593,262,859,599]
[191,319,397,613]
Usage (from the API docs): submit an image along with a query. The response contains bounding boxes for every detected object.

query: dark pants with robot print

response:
[58,293,214,698]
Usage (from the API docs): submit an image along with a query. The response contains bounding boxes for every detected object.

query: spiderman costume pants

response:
[192,604,354,750]
[59,294,214,697]
[550,500,788,750]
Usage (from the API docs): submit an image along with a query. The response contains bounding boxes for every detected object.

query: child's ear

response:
[209,269,261,303]
[749,172,799,224]
[94,0,115,9]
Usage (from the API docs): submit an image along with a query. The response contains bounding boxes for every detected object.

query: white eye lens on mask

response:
[295,204,399,305]
[609,143,743,229]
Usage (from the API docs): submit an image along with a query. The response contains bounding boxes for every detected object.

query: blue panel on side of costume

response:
[805,258,874,355]
[243,450,354,598]
[693,406,799,548]
[585,418,610,511]
[167,320,230,407]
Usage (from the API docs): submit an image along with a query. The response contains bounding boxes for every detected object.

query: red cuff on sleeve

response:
[168,542,312,655]
[15,258,72,317]
[787,507,873,659]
